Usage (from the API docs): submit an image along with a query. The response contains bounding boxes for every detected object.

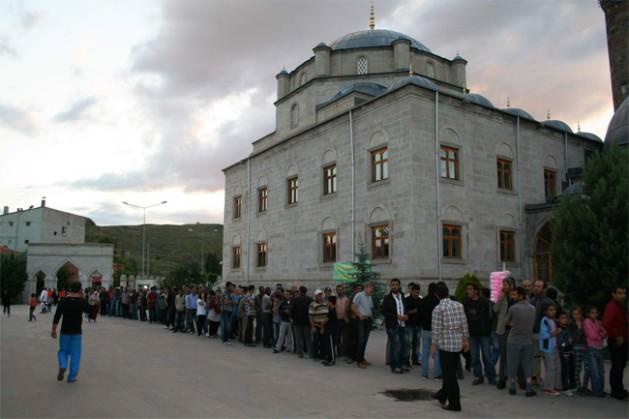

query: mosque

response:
[221,5,624,288]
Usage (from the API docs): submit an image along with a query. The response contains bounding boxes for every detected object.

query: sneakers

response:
[544,389,561,396]
[57,368,66,381]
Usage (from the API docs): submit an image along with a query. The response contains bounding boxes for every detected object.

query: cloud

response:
[53,97,98,123]
[0,103,41,135]
[0,36,17,58]
[21,10,45,31]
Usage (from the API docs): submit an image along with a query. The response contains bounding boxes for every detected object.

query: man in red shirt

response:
[603,287,628,400]
[147,287,158,324]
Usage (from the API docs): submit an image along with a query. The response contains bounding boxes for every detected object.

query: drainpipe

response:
[349,110,356,261]
[563,132,568,180]
[246,158,252,284]
[516,117,525,279]
[434,91,441,281]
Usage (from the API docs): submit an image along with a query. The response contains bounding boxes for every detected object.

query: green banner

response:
[333,262,355,283]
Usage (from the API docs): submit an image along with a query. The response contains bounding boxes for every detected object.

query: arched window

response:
[290,104,299,129]
[534,223,552,282]
[357,56,368,75]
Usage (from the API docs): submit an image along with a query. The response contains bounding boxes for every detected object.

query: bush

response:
[454,273,483,302]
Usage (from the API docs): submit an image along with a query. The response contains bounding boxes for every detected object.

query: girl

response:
[583,307,607,397]
[540,303,562,396]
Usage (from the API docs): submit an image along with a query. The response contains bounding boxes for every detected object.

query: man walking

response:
[464,283,496,385]
[51,281,84,383]
[603,286,628,400]
[431,283,469,412]
[352,283,374,369]
[381,278,408,374]
[2,289,11,317]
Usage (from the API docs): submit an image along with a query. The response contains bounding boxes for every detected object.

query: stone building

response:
[221,22,603,289]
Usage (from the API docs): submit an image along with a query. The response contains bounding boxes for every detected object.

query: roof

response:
[317,82,387,110]
[543,119,573,133]
[501,107,536,121]
[464,93,494,108]
[0,205,87,220]
[604,96,629,148]
[576,132,603,143]
[330,29,431,53]
[387,75,438,93]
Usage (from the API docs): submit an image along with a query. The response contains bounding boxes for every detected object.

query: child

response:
[29,293,38,322]
[583,307,607,397]
[569,306,590,395]
[557,312,576,394]
[540,303,562,396]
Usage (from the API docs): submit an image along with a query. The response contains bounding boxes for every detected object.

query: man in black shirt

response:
[463,283,496,385]
[291,286,313,358]
[405,284,422,367]
[51,281,84,383]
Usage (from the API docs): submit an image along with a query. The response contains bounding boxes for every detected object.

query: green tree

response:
[204,252,222,275]
[454,273,483,303]
[162,261,203,289]
[552,146,629,311]
[346,243,386,324]
[56,265,72,291]
[0,253,27,299]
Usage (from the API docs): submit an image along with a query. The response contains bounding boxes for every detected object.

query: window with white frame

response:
[357,56,368,75]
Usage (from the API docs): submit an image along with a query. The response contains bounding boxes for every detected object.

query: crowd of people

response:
[24,278,629,411]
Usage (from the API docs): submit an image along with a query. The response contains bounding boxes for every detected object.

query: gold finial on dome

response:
[369,1,375,30]
[506,97,510,108]
[577,121,581,132]
[546,109,551,120]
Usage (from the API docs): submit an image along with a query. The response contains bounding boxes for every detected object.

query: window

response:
[300,73,307,86]
[287,177,299,205]
[322,232,337,263]
[371,147,389,182]
[440,146,459,180]
[232,246,241,269]
[9,222,13,226]
[25,221,31,226]
[323,164,337,195]
[371,224,390,259]
[443,224,462,258]
[290,104,299,129]
[497,158,513,190]
[24,239,29,244]
[61,226,67,236]
[258,187,268,212]
[256,242,267,267]
[500,230,516,262]
[357,56,368,75]
[544,169,556,200]
[233,196,242,219]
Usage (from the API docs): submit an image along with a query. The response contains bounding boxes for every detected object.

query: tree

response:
[56,265,72,291]
[346,242,386,324]
[551,146,629,311]
[454,273,483,303]
[0,253,27,299]
[204,252,222,275]
[161,261,204,289]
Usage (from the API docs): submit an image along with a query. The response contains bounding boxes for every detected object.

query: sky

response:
[0,0,614,226]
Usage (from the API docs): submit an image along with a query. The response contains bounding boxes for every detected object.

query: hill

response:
[86,220,223,277]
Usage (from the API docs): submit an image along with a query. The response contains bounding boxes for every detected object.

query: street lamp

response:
[122,200,167,281]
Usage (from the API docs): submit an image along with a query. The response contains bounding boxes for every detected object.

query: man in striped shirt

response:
[431,283,469,412]
[309,289,329,360]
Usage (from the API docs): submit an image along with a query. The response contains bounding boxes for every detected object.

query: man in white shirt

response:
[39,288,49,313]
[351,283,374,369]
[382,278,408,374]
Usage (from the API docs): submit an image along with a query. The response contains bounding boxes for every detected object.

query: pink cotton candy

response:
[489,271,510,303]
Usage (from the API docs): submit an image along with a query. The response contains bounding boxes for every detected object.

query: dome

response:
[543,120,573,133]
[330,29,431,53]
[464,93,494,108]
[387,75,438,93]
[576,132,603,143]
[317,82,386,109]
[502,107,536,121]
[604,97,629,148]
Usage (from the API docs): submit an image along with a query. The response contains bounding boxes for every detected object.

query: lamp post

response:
[122,201,167,281]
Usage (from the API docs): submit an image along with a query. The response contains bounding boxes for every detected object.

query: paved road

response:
[1,305,627,418]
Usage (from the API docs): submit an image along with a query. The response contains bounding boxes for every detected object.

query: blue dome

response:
[604,97,629,148]
[576,132,603,143]
[465,93,494,108]
[330,29,431,53]
[502,107,536,121]
[387,75,438,93]
[543,120,573,133]
[317,82,386,109]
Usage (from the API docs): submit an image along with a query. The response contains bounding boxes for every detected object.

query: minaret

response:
[600,0,629,110]
[369,1,375,30]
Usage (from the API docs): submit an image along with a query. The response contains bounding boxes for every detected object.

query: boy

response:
[557,312,576,395]
[29,293,38,321]
[569,307,590,394]
[51,281,84,383]
[540,303,561,396]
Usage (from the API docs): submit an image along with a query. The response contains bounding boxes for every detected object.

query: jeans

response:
[574,346,590,390]
[386,326,407,371]
[312,326,325,359]
[244,316,255,344]
[58,334,82,381]
[293,324,312,356]
[490,331,500,366]
[273,320,281,346]
[275,321,294,352]
[262,313,273,347]
[559,350,576,390]
[405,326,421,364]
[588,347,605,396]
[175,310,185,331]
[109,298,118,316]
[608,339,628,396]
[421,329,441,378]
[185,309,196,332]
[470,335,496,381]
[355,319,371,363]
[148,306,156,323]
[130,303,137,320]
[221,312,232,342]
[196,315,207,336]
